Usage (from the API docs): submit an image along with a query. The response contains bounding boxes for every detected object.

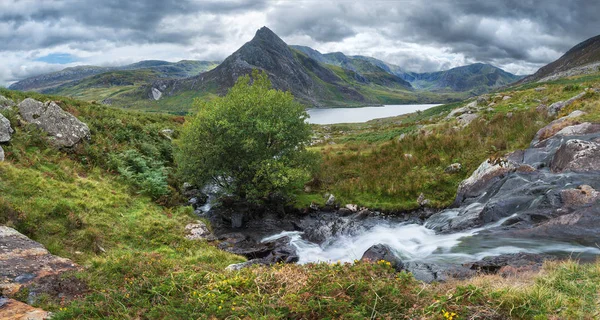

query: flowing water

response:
[262,215,600,265]
[306,104,439,125]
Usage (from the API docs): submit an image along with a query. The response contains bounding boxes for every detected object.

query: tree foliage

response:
[176,70,318,203]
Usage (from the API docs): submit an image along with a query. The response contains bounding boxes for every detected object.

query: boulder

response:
[17,98,90,148]
[0,113,13,143]
[546,91,586,116]
[502,95,511,101]
[325,194,336,206]
[185,221,213,240]
[337,207,354,216]
[534,87,547,92]
[0,226,79,296]
[454,158,533,204]
[550,139,600,173]
[531,110,586,145]
[0,146,4,161]
[555,122,600,137]
[446,101,477,119]
[218,234,298,264]
[445,163,462,173]
[417,193,430,206]
[560,185,600,207]
[345,204,358,212]
[456,113,479,126]
[0,95,15,109]
[361,244,404,271]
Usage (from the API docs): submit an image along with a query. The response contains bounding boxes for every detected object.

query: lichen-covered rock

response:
[555,122,600,137]
[550,139,600,173]
[0,226,79,296]
[17,98,90,148]
[184,221,213,240]
[561,185,600,207]
[0,113,14,143]
[456,113,479,126]
[445,163,462,173]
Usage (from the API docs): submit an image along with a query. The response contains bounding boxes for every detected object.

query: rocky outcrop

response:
[427,116,600,233]
[550,139,600,173]
[546,91,587,116]
[0,226,79,296]
[17,99,90,148]
[218,234,298,264]
[531,110,585,146]
[0,113,13,143]
[361,244,404,271]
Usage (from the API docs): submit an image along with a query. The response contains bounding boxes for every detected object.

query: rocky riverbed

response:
[199,109,600,282]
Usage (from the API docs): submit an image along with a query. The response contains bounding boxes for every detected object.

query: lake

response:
[306,104,440,125]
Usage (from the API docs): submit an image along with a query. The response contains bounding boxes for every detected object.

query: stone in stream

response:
[361,244,404,272]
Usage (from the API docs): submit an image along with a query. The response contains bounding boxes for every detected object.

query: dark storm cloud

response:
[266,0,600,69]
[0,0,268,50]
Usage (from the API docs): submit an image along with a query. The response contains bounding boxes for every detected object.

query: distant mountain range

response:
[10,27,525,113]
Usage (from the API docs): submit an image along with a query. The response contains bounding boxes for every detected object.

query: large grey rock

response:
[546,91,586,116]
[17,98,90,148]
[456,113,479,126]
[550,139,600,173]
[0,146,4,161]
[0,114,13,142]
[361,243,404,271]
[555,122,600,137]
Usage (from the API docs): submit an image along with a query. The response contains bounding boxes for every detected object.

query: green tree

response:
[176,70,318,203]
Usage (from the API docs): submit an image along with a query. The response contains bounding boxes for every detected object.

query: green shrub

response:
[108,149,169,199]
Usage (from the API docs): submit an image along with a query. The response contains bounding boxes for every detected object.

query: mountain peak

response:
[252,26,282,43]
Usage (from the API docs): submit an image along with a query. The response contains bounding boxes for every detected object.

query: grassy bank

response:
[303,73,600,210]
[0,72,600,318]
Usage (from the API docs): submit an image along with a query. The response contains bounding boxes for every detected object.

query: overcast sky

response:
[1,0,599,86]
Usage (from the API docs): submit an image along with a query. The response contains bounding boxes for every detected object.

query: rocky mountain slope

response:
[146,27,415,108]
[9,60,219,92]
[521,34,600,83]
[292,46,522,94]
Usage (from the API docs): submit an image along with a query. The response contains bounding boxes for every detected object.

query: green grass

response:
[1,73,600,319]
[303,73,600,210]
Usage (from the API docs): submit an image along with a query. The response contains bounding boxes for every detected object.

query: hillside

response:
[292,46,521,94]
[9,60,219,93]
[522,34,600,83]
[1,68,600,319]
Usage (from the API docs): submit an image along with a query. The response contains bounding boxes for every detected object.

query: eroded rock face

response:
[17,98,90,148]
[550,139,600,173]
[0,226,79,296]
[361,243,404,271]
[0,113,14,143]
